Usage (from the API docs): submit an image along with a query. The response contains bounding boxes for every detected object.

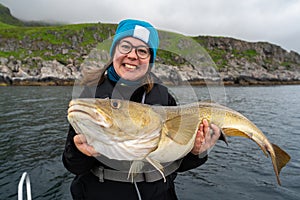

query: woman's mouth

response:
[124,64,137,70]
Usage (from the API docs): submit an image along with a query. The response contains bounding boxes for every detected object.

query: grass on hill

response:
[0,23,117,65]
[0,21,16,29]
[0,17,258,70]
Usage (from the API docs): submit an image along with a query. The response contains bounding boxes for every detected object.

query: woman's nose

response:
[127,48,138,59]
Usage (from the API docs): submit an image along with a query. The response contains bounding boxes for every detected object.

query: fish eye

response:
[111,101,121,109]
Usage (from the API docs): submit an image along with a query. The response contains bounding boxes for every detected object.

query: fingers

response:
[198,123,205,143]
[74,134,87,144]
[191,120,208,155]
[191,131,202,155]
[202,119,212,144]
[202,119,209,137]
[74,134,100,157]
[86,145,100,157]
[191,119,221,155]
[191,125,204,155]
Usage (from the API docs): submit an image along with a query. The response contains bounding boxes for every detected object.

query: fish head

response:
[68,98,113,130]
[67,98,162,142]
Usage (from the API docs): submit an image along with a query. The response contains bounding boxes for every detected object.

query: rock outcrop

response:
[196,36,300,85]
[0,33,299,86]
[0,56,80,85]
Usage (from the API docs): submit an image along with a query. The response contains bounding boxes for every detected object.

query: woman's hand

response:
[191,119,221,155]
[74,134,100,157]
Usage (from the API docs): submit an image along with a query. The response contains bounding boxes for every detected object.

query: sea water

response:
[0,85,299,200]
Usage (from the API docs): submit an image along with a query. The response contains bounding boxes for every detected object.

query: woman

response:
[62,19,220,200]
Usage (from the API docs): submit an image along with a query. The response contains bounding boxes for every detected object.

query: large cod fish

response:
[67,98,290,185]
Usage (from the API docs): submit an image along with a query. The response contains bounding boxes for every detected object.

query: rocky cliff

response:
[1,26,300,85]
[195,36,300,85]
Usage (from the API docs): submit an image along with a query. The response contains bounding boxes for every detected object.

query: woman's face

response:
[112,37,151,81]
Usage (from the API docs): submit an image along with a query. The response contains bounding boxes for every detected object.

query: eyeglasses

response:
[117,40,150,59]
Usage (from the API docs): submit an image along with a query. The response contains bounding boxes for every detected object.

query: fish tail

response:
[270,143,291,185]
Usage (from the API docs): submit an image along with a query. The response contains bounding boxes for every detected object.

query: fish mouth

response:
[68,99,111,128]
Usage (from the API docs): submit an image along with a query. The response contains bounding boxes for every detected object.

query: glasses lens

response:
[118,41,150,59]
[118,41,132,54]
[136,47,150,59]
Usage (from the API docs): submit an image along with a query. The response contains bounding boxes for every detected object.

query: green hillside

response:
[0,3,23,26]
[0,3,206,67]
[0,21,16,29]
[0,23,117,65]
[0,4,187,67]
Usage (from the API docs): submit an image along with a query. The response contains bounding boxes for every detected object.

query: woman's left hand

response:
[190,119,221,155]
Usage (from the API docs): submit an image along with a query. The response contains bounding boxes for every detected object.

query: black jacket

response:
[62,76,208,200]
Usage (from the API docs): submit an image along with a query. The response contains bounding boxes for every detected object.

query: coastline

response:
[1,78,300,87]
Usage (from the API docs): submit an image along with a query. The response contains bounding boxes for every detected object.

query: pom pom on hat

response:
[110,19,159,65]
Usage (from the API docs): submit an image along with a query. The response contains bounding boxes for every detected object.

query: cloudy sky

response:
[1,0,300,53]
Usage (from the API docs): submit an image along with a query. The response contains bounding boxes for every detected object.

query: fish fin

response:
[219,129,229,146]
[145,157,166,182]
[163,114,200,145]
[222,128,269,156]
[128,160,144,182]
[222,128,251,138]
[270,143,291,185]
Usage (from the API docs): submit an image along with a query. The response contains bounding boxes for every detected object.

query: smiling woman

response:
[62,19,221,200]
[112,37,151,81]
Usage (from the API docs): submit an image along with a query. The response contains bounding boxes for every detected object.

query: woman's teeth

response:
[124,64,136,69]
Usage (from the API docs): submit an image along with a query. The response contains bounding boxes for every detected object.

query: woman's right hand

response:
[74,134,100,157]
[190,119,221,155]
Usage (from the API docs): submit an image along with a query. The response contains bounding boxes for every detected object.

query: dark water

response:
[0,85,299,200]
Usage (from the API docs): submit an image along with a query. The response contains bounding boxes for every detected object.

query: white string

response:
[134,181,142,200]
[141,91,146,104]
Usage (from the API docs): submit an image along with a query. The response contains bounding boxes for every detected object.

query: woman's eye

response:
[121,44,131,51]
[138,49,147,55]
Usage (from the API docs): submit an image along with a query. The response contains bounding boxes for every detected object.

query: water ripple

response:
[1,86,300,200]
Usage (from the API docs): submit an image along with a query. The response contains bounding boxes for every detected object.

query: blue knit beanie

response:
[110,19,159,65]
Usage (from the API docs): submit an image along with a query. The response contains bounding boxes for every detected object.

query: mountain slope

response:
[0,3,23,26]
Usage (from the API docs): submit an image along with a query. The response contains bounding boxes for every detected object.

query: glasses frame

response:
[117,40,151,59]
